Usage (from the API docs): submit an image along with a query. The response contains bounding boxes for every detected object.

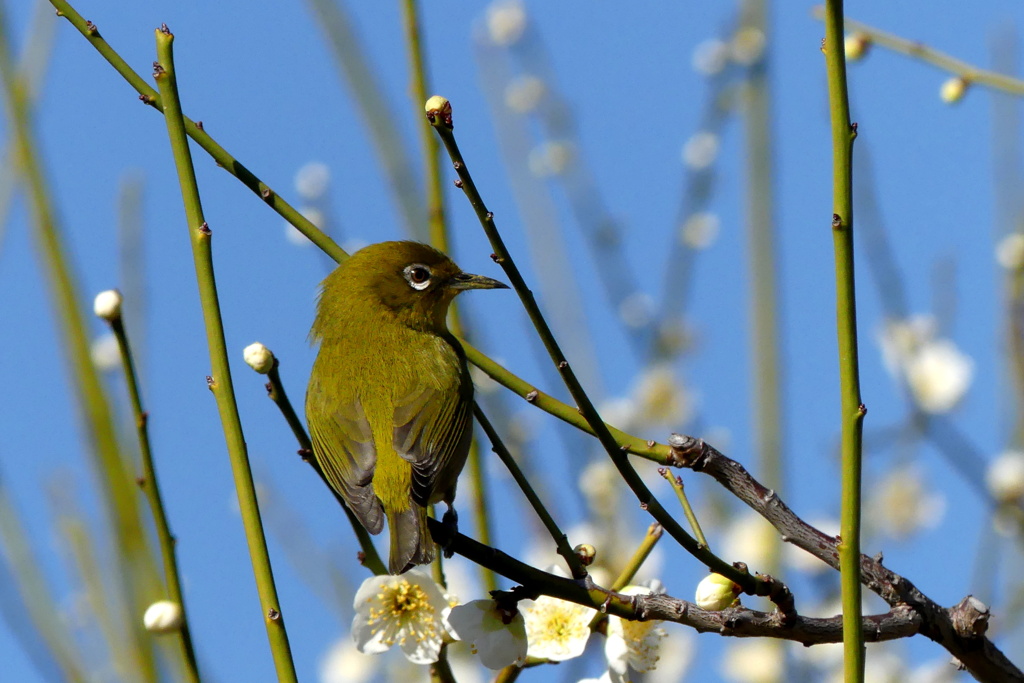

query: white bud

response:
[695,573,739,611]
[93,289,123,322]
[692,39,729,76]
[243,342,275,374]
[143,600,183,634]
[681,131,720,170]
[940,76,968,104]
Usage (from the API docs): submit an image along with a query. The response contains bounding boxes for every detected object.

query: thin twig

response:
[110,314,201,682]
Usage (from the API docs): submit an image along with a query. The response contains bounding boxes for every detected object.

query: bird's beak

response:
[448,272,510,291]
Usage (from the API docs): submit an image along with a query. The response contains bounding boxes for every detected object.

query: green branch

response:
[153,26,297,681]
[823,1,866,680]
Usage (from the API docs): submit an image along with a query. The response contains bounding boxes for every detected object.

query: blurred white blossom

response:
[504,75,546,113]
[448,599,527,669]
[520,593,595,661]
[320,635,377,683]
[681,131,720,170]
[294,161,330,200]
[722,639,783,683]
[986,451,1024,505]
[721,512,776,571]
[90,333,121,372]
[486,0,526,46]
[730,27,766,66]
[866,465,945,538]
[632,362,692,430]
[617,291,655,329]
[878,316,973,413]
[692,38,729,76]
[528,140,574,176]
[996,233,1024,270]
[679,212,720,249]
[351,570,453,664]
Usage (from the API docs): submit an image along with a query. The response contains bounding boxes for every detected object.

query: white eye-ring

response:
[403,264,433,291]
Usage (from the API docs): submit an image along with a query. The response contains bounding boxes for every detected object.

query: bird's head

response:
[315,241,508,336]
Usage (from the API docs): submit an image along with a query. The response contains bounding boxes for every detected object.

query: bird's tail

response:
[387,504,434,574]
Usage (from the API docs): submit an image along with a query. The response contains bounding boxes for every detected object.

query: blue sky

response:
[2,1,1023,681]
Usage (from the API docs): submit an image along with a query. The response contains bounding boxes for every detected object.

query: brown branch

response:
[668,434,1024,683]
[429,519,922,645]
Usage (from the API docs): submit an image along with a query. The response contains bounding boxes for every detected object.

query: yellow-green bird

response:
[306,241,507,574]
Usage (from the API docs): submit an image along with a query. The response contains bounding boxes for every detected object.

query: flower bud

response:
[143,600,183,634]
[940,76,968,104]
[93,289,123,322]
[695,573,739,611]
[573,543,597,566]
[243,342,275,374]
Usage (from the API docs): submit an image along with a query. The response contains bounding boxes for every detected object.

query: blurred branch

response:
[813,7,1024,96]
[0,478,87,683]
[304,0,428,241]
[153,26,297,681]
[0,3,161,677]
[0,0,55,256]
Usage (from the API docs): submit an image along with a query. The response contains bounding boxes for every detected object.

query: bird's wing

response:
[392,366,473,508]
[306,375,384,534]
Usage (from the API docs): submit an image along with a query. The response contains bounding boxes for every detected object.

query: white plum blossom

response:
[447,599,528,669]
[351,570,453,665]
[730,27,765,66]
[520,592,595,661]
[679,212,720,249]
[940,76,968,104]
[504,75,546,113]
[605,586,667,679]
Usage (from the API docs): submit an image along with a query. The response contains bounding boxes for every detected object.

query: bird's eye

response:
[403,264,433,291]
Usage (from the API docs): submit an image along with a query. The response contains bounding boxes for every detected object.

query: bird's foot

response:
[441,506,459,558]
